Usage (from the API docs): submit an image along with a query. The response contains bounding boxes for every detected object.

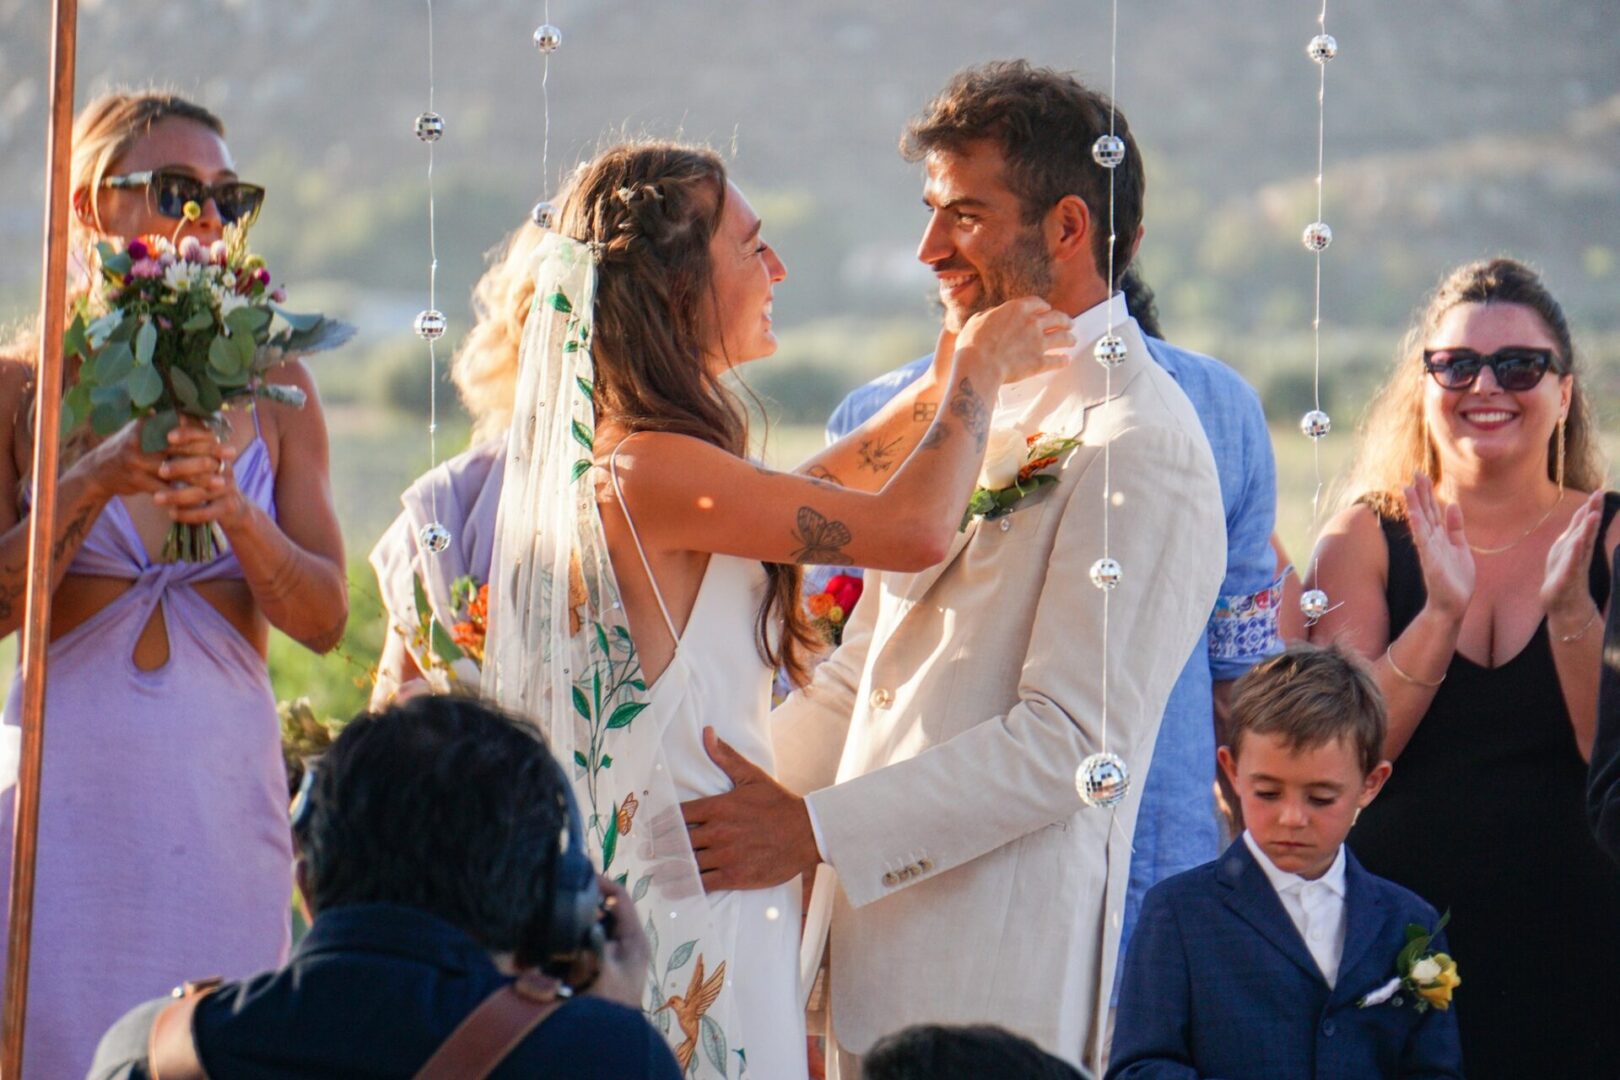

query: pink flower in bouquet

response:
[270,287,287,303]
[126,237,150,261]
[178,236,205,263]
[128,257,163,279]
[208,240,228,265]
[254,267,271,287]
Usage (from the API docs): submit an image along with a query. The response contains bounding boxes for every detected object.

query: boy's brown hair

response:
[1228,643,1386,775]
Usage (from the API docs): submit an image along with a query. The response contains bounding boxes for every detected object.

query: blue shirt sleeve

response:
[1207,377,1282,683]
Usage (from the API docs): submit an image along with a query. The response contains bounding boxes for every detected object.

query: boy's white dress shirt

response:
[1243,830,1348,987]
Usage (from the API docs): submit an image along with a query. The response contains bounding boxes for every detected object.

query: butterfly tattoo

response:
[790,506,854,565]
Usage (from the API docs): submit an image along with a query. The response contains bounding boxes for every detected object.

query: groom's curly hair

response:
[902,60,1145,287]
[554,141,818,684]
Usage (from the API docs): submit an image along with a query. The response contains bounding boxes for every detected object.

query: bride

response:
[482,140,1070,1078]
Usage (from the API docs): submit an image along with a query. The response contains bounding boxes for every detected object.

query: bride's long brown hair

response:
[555,140,818,685]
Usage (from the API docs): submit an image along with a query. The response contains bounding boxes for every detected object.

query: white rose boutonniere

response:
[1357,911,1460,1013]
[961,429,1082,531]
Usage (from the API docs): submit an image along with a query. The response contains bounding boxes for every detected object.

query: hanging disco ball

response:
[413,309,447,341]
[1091,134,1126,169]
[1093,335,1128,368]
[1302,221,1333,253]
[413,112,444,143]
[1300,589,1330,620]
[1300,410,1332,440]
[533,23,562,53]
[1307,34,1339,63]
[1089,557,1123,591]
[1077,752,1130,808]
[531,200,556,228]
[418,522,452,554]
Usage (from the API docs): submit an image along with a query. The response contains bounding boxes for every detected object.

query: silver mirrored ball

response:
[1301,410,1332,440]
[1307,34,1339,63]
[413,112,444,143]
[1300,588,1330,620]
[1091,134,1127,169]
[1302,221,1334,253]
[1077,751,1130,808]
[1094,334,1128,368]
[1089,557,1123,591]
[413,309,447,341]
[418,522,452,554]
[533,23,562,53]
[531,200,556,229]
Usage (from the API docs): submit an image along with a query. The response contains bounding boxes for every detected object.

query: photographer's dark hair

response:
[295,696,571,956]
[901,59,1145,287]
[865,1024,1089,1080]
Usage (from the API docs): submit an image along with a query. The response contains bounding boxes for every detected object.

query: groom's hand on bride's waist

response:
[680,726,821,893]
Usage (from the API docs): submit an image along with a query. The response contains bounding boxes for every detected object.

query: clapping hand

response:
[1403,473,1475,621]
[1543,489,1604,635]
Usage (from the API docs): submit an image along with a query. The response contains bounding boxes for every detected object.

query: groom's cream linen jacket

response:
[774,306,1225,1067]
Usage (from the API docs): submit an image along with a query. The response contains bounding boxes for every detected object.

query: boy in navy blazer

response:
[1108,644,1463,1079]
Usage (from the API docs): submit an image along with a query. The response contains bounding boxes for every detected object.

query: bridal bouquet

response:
[405,573,487,690]
[808,573,863,646]
[62,221,353,561]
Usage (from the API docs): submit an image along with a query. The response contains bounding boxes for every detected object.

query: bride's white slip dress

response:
[611,450,807,1080]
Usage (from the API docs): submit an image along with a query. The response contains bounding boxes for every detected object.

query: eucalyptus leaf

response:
[91,340,135,384]
[127,364,164,408]
[134,320,157,365]
[140,409,180,453]
[209,334,241,374]
[101,250,132,277]
[89,392,132,436]
[226,305,271,339]
[170,368,201,410]
[60,383,90,437]
[62,313,88,360]
[182,309,215,332]
[195,377,223,413]
[86,311,123,347]
[264,317,356,359]
[254,383,307,408]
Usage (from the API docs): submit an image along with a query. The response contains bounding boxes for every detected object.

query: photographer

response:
[87,696,680,1079]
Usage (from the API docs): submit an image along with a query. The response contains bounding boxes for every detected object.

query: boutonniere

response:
[807,573,864,646]
[1357,911,1460,1012]
[960,429,1081,531]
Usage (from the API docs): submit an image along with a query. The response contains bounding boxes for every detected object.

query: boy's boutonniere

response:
[960,429,1081,531]
[1357,911,1460,1012]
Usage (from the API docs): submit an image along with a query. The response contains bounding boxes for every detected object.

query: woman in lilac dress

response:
[0,91,346,1078]
[370,220,542,701]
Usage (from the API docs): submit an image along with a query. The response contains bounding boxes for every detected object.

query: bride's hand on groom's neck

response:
[680,726,821,893]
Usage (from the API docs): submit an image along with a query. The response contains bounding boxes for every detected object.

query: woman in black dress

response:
[1311,258,1620,1079]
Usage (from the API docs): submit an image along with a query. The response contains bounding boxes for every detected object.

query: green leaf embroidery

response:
[571,419,594,451]
[632,873,652,902]
[572,685,591,720]
[666,939,697,974]
[573,750,588,769]
[575,376,594,399]
[595,623,611,658]
[601,806,620,871]
[606,702,647,730]
[571,459,592,482]
[614,871,628,887]
[543,291,573,314]
[599,754,613,768]
[700,1014,729,1077]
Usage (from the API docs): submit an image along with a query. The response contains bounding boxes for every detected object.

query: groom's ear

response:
[1046,194,1091,265]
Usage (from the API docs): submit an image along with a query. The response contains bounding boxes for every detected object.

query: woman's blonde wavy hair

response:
[451,223,547,442]
[1341,257,1604,521]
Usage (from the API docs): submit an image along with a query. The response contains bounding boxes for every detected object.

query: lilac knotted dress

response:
[0,429,291,1079]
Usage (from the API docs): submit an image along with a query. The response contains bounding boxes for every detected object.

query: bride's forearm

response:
[798,367,947,494]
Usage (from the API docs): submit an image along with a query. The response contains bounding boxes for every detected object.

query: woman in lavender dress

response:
[370,220,543,701]
[0,91,346,1078]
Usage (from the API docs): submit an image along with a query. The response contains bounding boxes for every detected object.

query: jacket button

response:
[918,858,933,871]
[999,517,1013,532]
[1321,1019,1336,1037]
[882,871,899,886]
[869,688,894,709]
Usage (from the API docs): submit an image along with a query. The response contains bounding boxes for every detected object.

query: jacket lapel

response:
[1216,840,1328,988]
[1329,849,1394,1007]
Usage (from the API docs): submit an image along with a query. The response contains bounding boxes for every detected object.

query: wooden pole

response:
[4,0,78,1073]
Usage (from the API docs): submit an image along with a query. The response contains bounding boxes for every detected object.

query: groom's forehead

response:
[922,144,1014,203]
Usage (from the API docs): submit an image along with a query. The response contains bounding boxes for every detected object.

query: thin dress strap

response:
[608,439,680,646]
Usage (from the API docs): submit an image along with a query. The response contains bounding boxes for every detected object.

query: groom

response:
[680,62,1225,1074]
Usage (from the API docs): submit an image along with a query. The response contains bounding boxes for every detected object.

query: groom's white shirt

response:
[774,296,1226,1068]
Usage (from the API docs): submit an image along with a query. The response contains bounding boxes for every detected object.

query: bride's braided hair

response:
[556,141,817,685]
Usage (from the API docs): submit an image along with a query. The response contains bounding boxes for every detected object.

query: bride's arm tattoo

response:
[807,464,843,488]
[912,401,938,423]
[857,435,904,474]
[949,377,989,451]
[789,505,853,565]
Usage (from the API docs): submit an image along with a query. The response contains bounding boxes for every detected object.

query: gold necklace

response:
[1466,488,1564,555]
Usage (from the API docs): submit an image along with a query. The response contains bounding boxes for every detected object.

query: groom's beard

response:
[939,226,1055,334]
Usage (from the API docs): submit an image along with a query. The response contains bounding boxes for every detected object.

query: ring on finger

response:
[216,457,226,476]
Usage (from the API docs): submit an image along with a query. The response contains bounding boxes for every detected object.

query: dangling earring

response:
[1556,414,1567,492]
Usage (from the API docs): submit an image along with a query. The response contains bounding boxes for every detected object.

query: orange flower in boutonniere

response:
[960,429,1081,531]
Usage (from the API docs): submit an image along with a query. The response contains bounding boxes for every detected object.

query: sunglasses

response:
[1421,347,1562,392]
[101,168,266,227]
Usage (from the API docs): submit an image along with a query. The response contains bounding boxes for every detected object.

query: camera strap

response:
[147,971,567,1080]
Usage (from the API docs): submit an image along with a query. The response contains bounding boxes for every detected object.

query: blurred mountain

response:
[1,0,1616,347]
